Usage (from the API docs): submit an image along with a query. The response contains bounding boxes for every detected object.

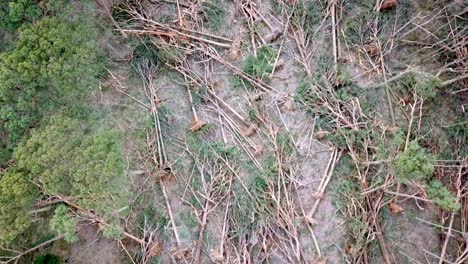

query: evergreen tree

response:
[0,0,42,31]
[0,169,37,244]
[13,114,129,241]
[14,115,83,195]
[0,16,98,151]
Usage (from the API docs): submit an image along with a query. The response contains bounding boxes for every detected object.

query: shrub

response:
[102,224,124,239]
[393,141,435,181]
[71,130,128,217]
[0,16,97,100]
[427,180,460,212]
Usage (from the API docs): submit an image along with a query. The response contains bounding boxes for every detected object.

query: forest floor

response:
[45,0,467,263]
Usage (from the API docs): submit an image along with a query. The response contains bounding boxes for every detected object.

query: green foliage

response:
[333,69,365,101]
[234,46,275,89]
[42,0,71,15]
[71,130,128,216]
[243,46,275,81]
[261,155,279,179]
[344,0,413,45]
[202,0,225,32]
[0,16,98,148]
[152,43,184,65]
[14,114,129,239]
[427,180,460,212]
[343,10,374,45]
[443,116,467,158]
[329,128,371,150]
[102,224,124,239]
[14,115,83,195]
[276,133,293,156]
[131,39,159,69]
[137,205,168,231]
[187,136,238,162]
[0,0,42,31]
[291,0,323,36]
[191,86,208,108]
[376,128,405,159]
[393,141,435,181]
[50,205,78,243]
[294,78,336,129]
[294,78,315,106]
[0,169,37,244]
[180,210,197,229]
[399,72,441,99]
[0,106,31,145]
[0,17,97,99]
[34,254,60,264]
[0,148,13,166]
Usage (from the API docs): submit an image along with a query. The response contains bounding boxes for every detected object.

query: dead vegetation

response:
[22,0,465,263]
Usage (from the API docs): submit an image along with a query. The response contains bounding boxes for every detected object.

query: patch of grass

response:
[343,10,375,45]
[294,78,334,129]
[187,138,238,161]
[191,85,208,108]
[329,128,372,150]
[332,156,360,204]
[276,132,293,156]
[376,128,405,160]
[233,46,276,89]
[155,44,184,65]
[180,211,198,229]
[177,224,192,242]
[202,0,225,32]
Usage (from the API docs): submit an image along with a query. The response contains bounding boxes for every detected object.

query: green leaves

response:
[399,71,442,99]
[0,0,42,31]
[0,17,97,98]
[393,141,436,181]
[14,115,83,195]
[0,16,98,153]
[233,46,276,90]
[202,0,225,32]
[427,180,460,212]
[0,169,37,244]
[242,46,276,81]
[50,205,78,243]
[13,114,130,240]
[71,130,128,217]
